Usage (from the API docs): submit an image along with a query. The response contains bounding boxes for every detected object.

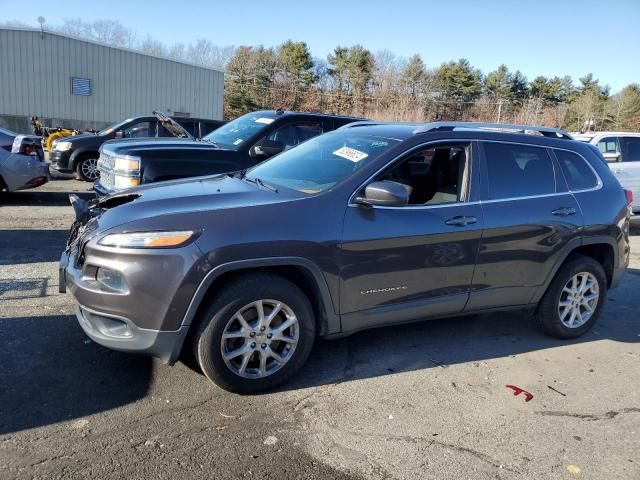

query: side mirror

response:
[354,181,410,207]
[114,131,124,139]
[253,139,284,157]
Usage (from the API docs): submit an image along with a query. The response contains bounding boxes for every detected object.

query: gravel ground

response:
[1,178,639,480]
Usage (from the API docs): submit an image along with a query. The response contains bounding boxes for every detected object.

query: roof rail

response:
[413,121,574,140]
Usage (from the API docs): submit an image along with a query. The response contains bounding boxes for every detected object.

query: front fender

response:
[179,257,341,335]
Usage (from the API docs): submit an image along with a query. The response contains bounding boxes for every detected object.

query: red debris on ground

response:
[505,385,533,402]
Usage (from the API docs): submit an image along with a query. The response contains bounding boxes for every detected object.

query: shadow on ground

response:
[0,186,93,207]
[0,314,153,435]
[0,230,71,264]
[279,267,640,392]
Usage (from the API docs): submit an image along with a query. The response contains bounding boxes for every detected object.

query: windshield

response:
[203,112,277,149]
[98,118,134,135]
[245,130,400,194]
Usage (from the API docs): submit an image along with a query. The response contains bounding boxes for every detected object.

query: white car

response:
[0,127,49,192]
[573,131,640,219]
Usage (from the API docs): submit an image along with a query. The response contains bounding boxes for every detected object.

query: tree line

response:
[224,44,640,132]
[4,18,640,131]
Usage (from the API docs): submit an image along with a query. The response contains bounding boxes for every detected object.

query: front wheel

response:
[193,273,315,393]
[76,157,99,182]
[537,255,607,339]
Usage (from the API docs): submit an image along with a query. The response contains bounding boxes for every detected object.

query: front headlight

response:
[55,141,72,152]
[113,155,140,172]
[98,230,195,248]
[113,175,140,189]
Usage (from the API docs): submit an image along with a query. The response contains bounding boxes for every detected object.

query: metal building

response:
[0,27,224,133]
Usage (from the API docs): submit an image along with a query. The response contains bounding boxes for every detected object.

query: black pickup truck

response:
[50,112,224,181]
[94,110,362,196]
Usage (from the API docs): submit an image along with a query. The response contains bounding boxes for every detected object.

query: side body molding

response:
[179,257,341,335]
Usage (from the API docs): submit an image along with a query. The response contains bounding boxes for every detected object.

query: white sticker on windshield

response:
[233,138,243,145]
[333,146,368,162]
[255,117,275,125]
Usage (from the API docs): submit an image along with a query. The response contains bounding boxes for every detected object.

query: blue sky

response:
[2,0,638,92]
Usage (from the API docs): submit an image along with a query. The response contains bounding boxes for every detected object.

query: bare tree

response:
[139,36,167,57]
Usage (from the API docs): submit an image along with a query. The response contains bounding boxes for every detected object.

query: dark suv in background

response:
[93,110,362,196]
[50,112,224,181]
[60,121,631,394]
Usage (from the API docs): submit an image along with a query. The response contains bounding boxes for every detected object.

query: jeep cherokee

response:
[60,121,632,394]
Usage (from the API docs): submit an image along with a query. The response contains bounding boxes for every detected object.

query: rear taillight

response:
[625,189,633,205]
[11,135,43,157]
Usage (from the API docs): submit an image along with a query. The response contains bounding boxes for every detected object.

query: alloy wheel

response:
[557,272,600,328]
[81,158,99,181]
[220,299,299,379]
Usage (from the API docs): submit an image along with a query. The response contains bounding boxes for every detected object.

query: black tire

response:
[537,254,607,339]
[193,273,315,394]
[75,156,99,182]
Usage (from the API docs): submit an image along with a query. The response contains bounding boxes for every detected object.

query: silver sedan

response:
[0,127,49,192]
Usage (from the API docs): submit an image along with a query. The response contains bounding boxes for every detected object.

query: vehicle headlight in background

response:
[98,230,195,248]
[55,141,72,152]
[113,155,140,172]
[113,175,140,189]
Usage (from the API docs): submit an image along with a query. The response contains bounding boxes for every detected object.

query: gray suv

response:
[60,121,632,393]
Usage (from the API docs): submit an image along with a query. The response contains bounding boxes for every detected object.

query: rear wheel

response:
[76,156,99,182]
[193,273,315,393]
[537,255,607,339]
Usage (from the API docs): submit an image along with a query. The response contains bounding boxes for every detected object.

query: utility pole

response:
[496,99,503,123]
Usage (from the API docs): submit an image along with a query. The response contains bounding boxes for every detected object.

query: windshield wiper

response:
[241,175,278,193]
[202,138,219,147]
[255,178,278,193]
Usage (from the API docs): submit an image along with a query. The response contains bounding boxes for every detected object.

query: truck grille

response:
[97,152,116,189]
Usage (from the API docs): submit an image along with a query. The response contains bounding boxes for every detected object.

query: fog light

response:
[96,267,128,293]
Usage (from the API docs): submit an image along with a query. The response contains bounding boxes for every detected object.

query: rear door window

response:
[483,142,555,200]
[555,149,599,191]
[621,137,640,163]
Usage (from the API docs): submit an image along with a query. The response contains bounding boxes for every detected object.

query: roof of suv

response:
[338,121,577,144]
[259,110,365,122]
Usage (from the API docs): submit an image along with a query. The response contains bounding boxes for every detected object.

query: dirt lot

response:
[1,178,639,480]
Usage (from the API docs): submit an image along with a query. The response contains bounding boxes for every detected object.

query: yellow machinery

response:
[30,116,80,152]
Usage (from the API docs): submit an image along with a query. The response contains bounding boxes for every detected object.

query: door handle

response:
[551,207,576,217]
[445,216,478,226]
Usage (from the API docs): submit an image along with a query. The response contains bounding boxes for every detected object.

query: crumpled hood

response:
[94,175,301,233]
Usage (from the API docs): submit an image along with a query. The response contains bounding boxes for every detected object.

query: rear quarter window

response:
[554,149,599,191]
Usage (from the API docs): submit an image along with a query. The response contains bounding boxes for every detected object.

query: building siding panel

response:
[0,27,223,132]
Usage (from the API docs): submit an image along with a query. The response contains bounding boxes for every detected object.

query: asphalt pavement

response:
[1,178,639,479]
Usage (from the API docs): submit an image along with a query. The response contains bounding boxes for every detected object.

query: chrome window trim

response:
[347,138,603,211]
[357,201,482,211]
[347,138,476,209]
[480,192,571,204]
